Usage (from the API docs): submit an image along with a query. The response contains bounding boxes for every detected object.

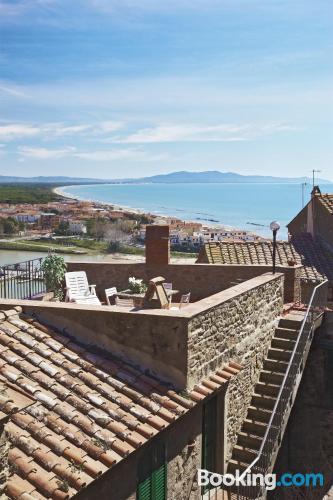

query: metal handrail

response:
[232,280,328,498]
[201,280,328,500]
[235,279,328,497]
[0,257,47,300]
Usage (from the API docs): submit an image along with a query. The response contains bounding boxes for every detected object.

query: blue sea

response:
[58,183,332,239]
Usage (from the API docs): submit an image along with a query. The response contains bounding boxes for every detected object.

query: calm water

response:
[0,250,108,267]
[59,182,332,239]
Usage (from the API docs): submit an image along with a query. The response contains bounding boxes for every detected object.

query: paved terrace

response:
[0,272,285,389]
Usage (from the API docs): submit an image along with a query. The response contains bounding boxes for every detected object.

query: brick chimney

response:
[145,225,170,265]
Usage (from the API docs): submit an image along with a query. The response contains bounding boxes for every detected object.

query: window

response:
[137,443,166,500]
[202,396,217,492]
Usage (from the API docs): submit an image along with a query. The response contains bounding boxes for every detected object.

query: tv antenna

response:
[312,169,321,188]
[301,182,307,208]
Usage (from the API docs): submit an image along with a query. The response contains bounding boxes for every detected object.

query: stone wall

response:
[187,274,284,460]
[66,261,299,303]
[0,273,284,396]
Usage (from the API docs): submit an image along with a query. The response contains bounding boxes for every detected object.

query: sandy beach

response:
[53,185,153,218]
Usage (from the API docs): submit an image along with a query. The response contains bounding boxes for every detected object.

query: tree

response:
[55,220,70,236]
[3,217,19,235]
[17,221,26,232]
[86,217,108,240]
[105,221,132,247]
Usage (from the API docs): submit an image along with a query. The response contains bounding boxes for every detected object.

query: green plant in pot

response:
[41,254,67,300]
[128,276,147,294]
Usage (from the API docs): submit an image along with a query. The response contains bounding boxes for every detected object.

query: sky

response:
[0,0,332,180]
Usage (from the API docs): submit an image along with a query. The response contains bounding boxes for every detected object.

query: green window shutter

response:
[137,476,151,500]
[152,463,166,500]
[137,445,167,500]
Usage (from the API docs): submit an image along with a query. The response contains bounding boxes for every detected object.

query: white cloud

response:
[0,84,28,98]
[98,121,124,133]
[44,121,124,136]
[18,145,166,162]
[112,124,248,143]
[0,0,57,18]
[107,122,298,144]
[0,120,124,141]
[88,0,220,12]
[46,124,92,136]
[0,124,41,140]
[74,148,166,162]
[19,146,75,159]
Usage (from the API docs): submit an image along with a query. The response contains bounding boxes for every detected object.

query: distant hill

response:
[0,171,331,185]
[0,175,109,184]
[139,170,331,184]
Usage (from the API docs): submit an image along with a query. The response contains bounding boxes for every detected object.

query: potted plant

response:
[41,254,67,300]
[128,277,147,294]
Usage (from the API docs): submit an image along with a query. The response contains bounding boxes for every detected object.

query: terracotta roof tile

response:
[0,309,242,499]
[197,233,333,282]
[5,475,36,499]
[316,193,333,214]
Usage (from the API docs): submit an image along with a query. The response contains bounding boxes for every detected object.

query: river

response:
[0,250,113,267]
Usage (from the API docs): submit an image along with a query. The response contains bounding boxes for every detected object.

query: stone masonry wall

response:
[187,274,284,460]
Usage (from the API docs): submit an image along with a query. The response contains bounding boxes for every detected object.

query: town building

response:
[68,220,87,235]
[14,213,41,224]
[287,186,333,252]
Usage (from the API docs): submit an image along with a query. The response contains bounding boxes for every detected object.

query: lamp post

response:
[270,221,280,274]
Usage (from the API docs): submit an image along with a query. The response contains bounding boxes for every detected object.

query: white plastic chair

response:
[169,292,191,310]
[65,271,101,305]
[105,287,118,305]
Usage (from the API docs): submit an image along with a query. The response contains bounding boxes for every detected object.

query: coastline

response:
[53,184,235,230]
[53,185,148,217]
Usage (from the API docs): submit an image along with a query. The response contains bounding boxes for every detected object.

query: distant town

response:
[0,190,263,257]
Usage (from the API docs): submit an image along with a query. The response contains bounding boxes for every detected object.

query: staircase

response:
[228,311,306,478]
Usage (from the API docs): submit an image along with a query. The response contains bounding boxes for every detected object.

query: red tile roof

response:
[0,380,34,422]
[196,233,333,282]
[0,307,241,499]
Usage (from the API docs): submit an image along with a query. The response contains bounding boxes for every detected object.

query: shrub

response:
[41,254,67,300]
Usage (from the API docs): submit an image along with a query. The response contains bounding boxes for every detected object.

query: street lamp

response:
[270,221,280,274]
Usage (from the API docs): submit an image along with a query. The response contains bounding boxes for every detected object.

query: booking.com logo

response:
[198,469,324,491]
